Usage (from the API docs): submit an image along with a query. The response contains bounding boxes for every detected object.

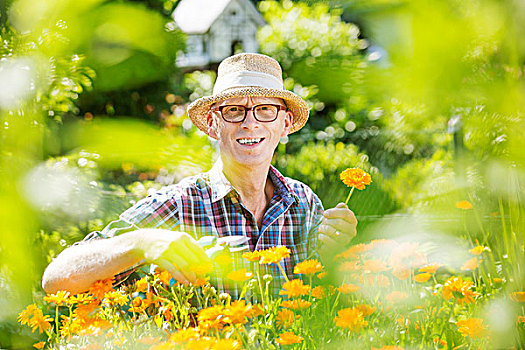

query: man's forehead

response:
[217,96,286,106]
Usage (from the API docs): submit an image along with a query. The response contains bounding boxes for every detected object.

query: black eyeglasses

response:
[212,104,288,123]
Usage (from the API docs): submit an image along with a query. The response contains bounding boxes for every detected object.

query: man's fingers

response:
[323,206,358,224]
[156,259,190,284]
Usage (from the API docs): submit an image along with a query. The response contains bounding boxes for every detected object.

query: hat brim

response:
[187,87,309,137]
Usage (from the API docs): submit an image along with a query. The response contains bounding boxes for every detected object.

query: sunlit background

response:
[1,0,524,348]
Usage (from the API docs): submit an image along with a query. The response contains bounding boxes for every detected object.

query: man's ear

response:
[206,111,219,139]
[281,110,293,137]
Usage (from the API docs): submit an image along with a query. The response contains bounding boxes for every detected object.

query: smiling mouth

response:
[237,137,265,145]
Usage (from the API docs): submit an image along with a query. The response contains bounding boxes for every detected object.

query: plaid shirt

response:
[88,160,324,298]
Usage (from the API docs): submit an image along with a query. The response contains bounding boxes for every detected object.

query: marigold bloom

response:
[223,300,253,324]
[276,332,303,345]
[18,304,39,326]
[457,318,487,339]
[226,268,253,282]
[456,200,473,209]
[419,263,442,274]
[392,265,410,280]
[69,293,95,305]
[340,168,372,190]
[337,283,360,294]
[355,304,376,316]
[33,342,45,349]
[461,257,481,271]
[29,312,53,334]
[388,242,427,269]
[242,250,262,262]
[363,259,389,273]
[518,316,525,324]
[281,299,312,309]
[43,291,70,306]
[135,277,149,292]
[276,309,298,327]
[338,261,361,271]
[294,259,323,275]
[311,286,326,299]
[334,307,368,331]
[469,245,487,255]
[279,279,311,297]
[198,305,224,331]
[137,336,162,345]
[103,291,128,307]
[88,278,114,300]
[414,273,432,283]
[317,271,328,279]
[442,277,479,304]
[169,327,200,343]
[259,246,291,264]
[156,270,172,285]
[385,291,409,303]
[510,291,525,302]
[336,243,370,260]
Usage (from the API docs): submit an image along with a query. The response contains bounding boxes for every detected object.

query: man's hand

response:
[134,229,212,284]
[318,203,357,254]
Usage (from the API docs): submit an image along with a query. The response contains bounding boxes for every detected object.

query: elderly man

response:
[42,53,357,298]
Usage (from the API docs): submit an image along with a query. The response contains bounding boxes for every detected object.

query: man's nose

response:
[240,108,259,128]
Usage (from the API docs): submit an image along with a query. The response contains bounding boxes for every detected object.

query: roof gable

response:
[172,0,265,34]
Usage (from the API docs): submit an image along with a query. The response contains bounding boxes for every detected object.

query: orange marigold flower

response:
[338,261,361,272]
[510,291,525,302]
[169,327,200,343]
[156,270,172,285]
[33,342,45,349]
[69,293,95,305]
[442,277,479,304]
[276,332,303,345]
[414,273,432,283]
[388,242,427,269]
[88,278,114,300]
[281,299,312,309]
[461,257,481,271]
[386,291,409,303]
[469,245,487,255]
[336,243,370,260]
[214,339,242,350]
[103,291,128,307]
[517,316,525,324]
[334,307,368,331]
[43,291,70,306]
[456,318,487,339]
[18,304,40,326]
[337,283,360,294]
[456,200,473,209]
[392,265,410,280]
[340,168,372,190]
[226,268,253,282]
[311,286,326,299]
[194,277,210,287]
[280,279,310,297]
[137,336,162,345]
[317,271,328,279]
[419,263,442,274]
[223,300,253,324]
[492,277,504,284]
[294,259,323,275]
[259,246,291,264]
[363,259,389,273]
[135,277,149,292]
[29,312,53,334]
[276,309,299,327]
[355,304,376,316]
[242,251,262,262]
[372,346,404,350]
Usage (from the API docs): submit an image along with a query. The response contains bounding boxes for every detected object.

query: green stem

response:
[277,262,290,283]
[344,187,355,206]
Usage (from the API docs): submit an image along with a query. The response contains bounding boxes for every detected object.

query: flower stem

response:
[277,262,290,283]
[344,187,355,206]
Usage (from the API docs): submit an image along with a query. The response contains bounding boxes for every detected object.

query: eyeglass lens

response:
[221,104,280,122]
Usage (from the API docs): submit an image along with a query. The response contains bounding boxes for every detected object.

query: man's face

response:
[206,96,292,168]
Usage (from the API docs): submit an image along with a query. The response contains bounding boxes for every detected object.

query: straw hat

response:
[187,53,309,136]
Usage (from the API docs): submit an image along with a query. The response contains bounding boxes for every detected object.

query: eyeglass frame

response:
[211,103,289,123]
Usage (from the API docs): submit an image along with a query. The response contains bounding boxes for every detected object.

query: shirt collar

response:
[205,159,297,205]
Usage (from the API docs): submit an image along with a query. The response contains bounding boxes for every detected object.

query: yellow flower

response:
[311,286,326,299]
[456,200,473,209]
[518,316,525,324]
[461,257,481,271]
[469,245,487,255]
[334,307,368,331]
[169,327,200,343]
[43,291,71,306]
[137,336,162,345]
[414,273,432,283]
[456,318,487,339]
[68,293,95,305]
[279,279,311,297]
[17,304,39,326]
[338,261,361,271]
[226,268,253,282]
[442,277,479,304]
[242,250,262,262]
[419,263,442,274]
[340,168,372,190]
[355,304,376,316]
[103,290,128,307]
[337,283,360,294]
[135,277,149,292]
[281,299,312,309]
[372,347,404,350]
[223,300,253,325]
[197,305,224,331]
[29,311,53,334]
[155,270,172,286]
[88,278,114,300]
[33,342,45,349]
[276,309,299,327]
[259,246,291,264]
[293,259,323,275]
[510,291,525,302]
[385,291,409,303]
[276,332,303,345]
[363,259,389,273]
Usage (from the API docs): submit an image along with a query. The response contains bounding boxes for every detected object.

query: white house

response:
[172,0,266,69]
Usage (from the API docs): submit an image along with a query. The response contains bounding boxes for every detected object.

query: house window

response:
[231,40,243,55]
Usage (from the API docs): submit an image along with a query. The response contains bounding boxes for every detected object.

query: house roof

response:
[172,0,265,34]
